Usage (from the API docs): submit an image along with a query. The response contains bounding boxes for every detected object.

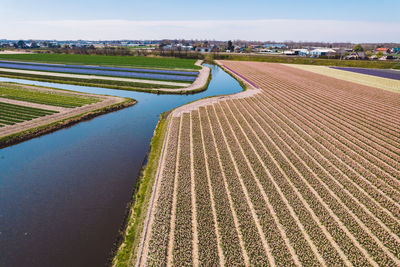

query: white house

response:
[310,48,336,57]
[292,49,309,56]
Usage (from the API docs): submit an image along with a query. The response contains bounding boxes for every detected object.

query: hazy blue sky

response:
[1,0,399,42]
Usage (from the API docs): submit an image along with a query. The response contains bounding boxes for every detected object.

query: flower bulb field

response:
[0,61,197,82]
[0,54,210,93]
[330,66,400,81]
[286,64,400,93]
[135,60,400,266]
[0,82,134,148]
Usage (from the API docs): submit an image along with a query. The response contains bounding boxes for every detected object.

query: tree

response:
[30,41,39,49]
[376,51,384,58]
[353,44,364,52]
[17,40,26,49]
[227,40,234,52]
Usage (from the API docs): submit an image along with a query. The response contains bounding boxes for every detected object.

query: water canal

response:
[0,64,243,266]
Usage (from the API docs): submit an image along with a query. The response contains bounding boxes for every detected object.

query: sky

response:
[1,0,399,42]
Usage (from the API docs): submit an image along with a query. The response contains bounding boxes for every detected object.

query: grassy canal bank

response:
[112,112,170,267]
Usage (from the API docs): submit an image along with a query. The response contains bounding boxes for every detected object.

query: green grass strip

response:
[0,54,201,70]
[0,83,99,107]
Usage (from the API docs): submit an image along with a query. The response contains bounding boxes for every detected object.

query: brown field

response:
[137,60,400,266]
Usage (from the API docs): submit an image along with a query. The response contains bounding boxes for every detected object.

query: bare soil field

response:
[137,60,400,266]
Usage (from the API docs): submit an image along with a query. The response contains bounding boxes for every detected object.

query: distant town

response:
[1,39,400,61]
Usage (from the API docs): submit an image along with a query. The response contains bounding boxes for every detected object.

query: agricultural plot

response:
[138,60,400,266]
[0,82,99,108]
[0,62,197,82]
[286,64,400,93]
[0,54,201,70]
[0,60,199,76]
[0,58,210,94]
[0,102,57,127]
[331,67,400,81]
[0,82,133,147]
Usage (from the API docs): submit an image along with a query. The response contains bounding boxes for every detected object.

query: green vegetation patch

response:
[0,102,58,126]
[0,83,99,108]
[0,54,201,70]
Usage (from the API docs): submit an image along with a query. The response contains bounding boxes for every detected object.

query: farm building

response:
[344,51,367,60]
[265,43,286,49]
[310,48,337,57]
[283,50,296,55]
[292,49,310,56]
[391,47,400,54]
[195,47,211,52]
[375,48,390,54]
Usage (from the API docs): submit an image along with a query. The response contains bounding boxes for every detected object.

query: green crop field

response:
[0,83,99,108]
[0,54,201,70]
[0,102,58,126]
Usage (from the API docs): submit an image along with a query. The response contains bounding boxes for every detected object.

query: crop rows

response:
[0,102,58,126]
[139,60,400,266]
[0,60,199,76]
[286,64,400,94]
[331,67,400,81]
[0,62,197,82]
[0,83,99,108]
[0,53,201,70]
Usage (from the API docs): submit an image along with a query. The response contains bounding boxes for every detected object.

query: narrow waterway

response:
[0,64,243,267]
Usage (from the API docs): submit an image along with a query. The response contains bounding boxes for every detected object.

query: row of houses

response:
[270,47,400,60]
